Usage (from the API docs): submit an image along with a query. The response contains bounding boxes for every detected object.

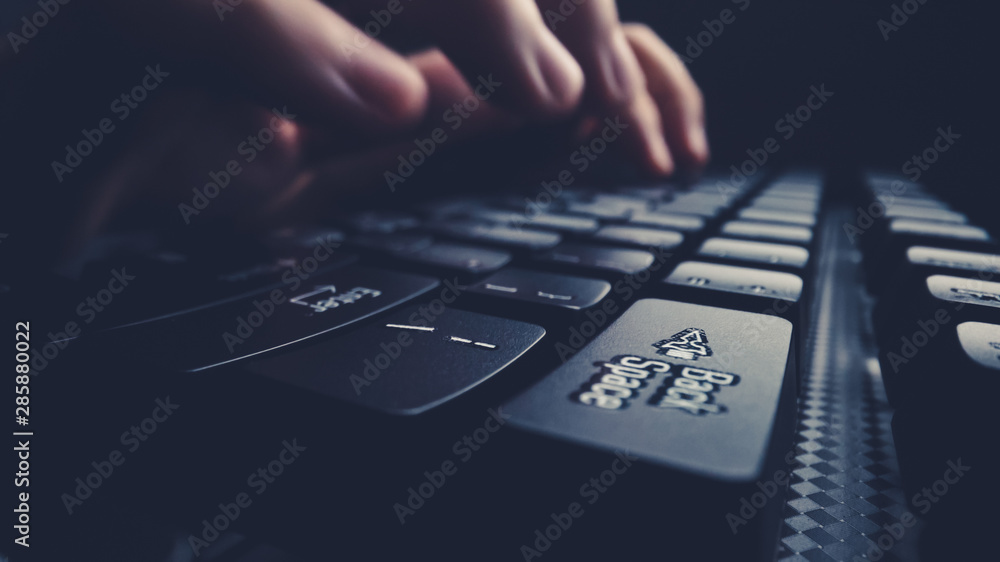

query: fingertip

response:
[530,35,586,118]
[626,92,674,176]
[599,30,644,107]
[686,124,711,167]
[350,56,430,131]
[648,130,674,176]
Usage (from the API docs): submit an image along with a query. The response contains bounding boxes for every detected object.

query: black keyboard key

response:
[869,245,1000,296]
[615,185,674,200]
[469,208,599,234]
[879,318,1000,409]
[350,233,509,277]
[661,261,803,325]
[654,201,724,218]
[881,196,950,209]
[697,237,810,269]
[882,205,967,223]
[720,221,813,245]
[592,225,684,249]
[535,243,657,275]
[346,211,421,233]
[350,232,434,254]
[248,306,545,415]
[864,219,994,293]
[906,246,1000,274]
[498,299,797,560]
[265,227,347,249]
[750,196,819,213]
[737,208,816,226]
[79,237,357,329]
[672,191,736,208]
[504,296,795,480]
[429,220,561,250]
[629,211,706,232]
[761,182,822,199]
[665,261,803,303]
[658,192,732,214]
[591,193,651,212]
[875,273,1000,405]
[565,201,633,220]
[467,268,611,310]
[403,242,511,276]
[925,274,1000,309]
[958,321,1000,371]
[888,219,990,241]
[102,266,440,371]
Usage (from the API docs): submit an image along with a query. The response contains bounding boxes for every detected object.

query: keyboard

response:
[12,169,999,562]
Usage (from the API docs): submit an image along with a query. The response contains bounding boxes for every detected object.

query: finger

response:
[270,49,531,221]
[624,24,709,168]
[619,89,674,176]
[299,48,527,158]
[70,89,307,250]
[97,0,429,135]
[407,0,585,118]
[535,0,644,109]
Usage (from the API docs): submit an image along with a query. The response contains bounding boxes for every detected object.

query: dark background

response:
[623,0,996,195]
[1,0,997,265]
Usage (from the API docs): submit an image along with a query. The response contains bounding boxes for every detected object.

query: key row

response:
[859,173,999,407]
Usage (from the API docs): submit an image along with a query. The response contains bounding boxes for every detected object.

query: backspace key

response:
[493,299,798,561]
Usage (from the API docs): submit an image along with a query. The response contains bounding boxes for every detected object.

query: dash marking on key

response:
[386,324,436,332]
[485,284,518,293]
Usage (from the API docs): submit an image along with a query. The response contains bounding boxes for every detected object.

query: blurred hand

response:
[61,0,708,242]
